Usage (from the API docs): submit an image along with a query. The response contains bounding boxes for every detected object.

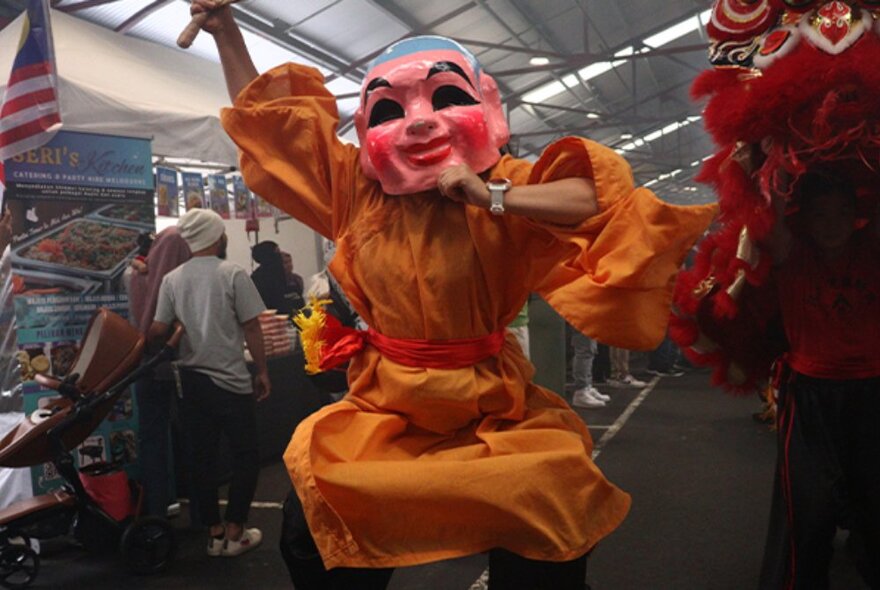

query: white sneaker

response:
[620,374,647,387]
[572,387,606,408]
[590,388,610,402]
[207,534,224,557]
[608,375,647,388]
[222,527,262,557]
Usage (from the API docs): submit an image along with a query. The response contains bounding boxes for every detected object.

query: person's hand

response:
[190,0,236,35]
[254,369,271,402]
[0,208,12,252]
[437,164,491,209]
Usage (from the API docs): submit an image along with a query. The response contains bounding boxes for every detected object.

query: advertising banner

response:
[207,174,230,219]
[181,172,204,211]
[232,175,252,220]
[256,194,273,218]
[155,166,179,218]
[3,130,153,494]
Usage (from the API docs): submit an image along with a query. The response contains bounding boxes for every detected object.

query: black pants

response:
[280,488,589,590]
[759,374,880,589]
[179,370,260,526]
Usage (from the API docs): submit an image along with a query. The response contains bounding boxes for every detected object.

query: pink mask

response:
[354,38,510,195]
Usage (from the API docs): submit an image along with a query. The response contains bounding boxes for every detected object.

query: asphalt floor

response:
[26,367,870,589]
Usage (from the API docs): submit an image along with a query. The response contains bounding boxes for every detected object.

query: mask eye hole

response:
[432,85,479,111]
[368,99,405,128]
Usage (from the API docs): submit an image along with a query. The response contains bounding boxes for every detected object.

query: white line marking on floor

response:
[591,375,659,460]
[200,499,284,510]
[469,377,660,589]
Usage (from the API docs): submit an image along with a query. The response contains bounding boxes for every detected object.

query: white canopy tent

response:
[0,9,322,279]
[0,9,238,165]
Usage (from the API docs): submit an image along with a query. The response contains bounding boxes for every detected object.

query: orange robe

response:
[222,64,716,569]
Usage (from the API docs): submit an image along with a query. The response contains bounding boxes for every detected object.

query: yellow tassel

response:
[293,297,333,374]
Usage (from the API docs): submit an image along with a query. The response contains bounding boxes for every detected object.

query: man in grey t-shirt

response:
[148,208,270,558]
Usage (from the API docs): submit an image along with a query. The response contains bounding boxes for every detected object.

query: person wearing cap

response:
[148,208,271,558]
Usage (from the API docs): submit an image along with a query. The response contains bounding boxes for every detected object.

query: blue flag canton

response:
[13,0,52,71]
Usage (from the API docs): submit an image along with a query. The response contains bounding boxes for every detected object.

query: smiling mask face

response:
[354,37,510,195]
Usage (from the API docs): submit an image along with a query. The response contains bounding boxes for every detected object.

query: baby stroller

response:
[0,308,182,588]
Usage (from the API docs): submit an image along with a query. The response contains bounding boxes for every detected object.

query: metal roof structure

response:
[0,0,717,204]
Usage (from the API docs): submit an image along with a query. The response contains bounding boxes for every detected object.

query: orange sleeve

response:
[502,137,718,350]
[220,63,361,240]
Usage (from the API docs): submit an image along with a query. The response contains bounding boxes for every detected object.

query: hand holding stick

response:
[177,0,240,48]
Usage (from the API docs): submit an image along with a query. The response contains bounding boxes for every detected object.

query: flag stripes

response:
[0,0,62,162]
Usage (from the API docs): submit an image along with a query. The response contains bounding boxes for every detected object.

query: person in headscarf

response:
[128,227,191,518]
[251,240,304,316]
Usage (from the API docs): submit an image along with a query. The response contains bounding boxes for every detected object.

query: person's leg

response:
[487,548,587,590]
[619,349,630,377]
[648,336,678,373]
[759,378,838,590]
[219,390,260,532]
[279,487,394,590]
[134,373,173,518]
[571,332,595,390]
[280,488,331,589]
[179,371,224,532]
[841,379,880,587]
[609,347,625,380]
[594,344,610,384]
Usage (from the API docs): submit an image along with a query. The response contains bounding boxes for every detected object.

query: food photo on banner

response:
[207,173,230,219]
[256,193,273,218]
[155,166,180,218]
[4,129,153,493]
[232,174,252,220]
[181,171,204,211]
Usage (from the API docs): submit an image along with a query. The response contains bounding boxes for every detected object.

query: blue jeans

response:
[648,336,679,372]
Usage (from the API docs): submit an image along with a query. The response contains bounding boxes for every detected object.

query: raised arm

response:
[437,164,598,226]
[191,0,259,102]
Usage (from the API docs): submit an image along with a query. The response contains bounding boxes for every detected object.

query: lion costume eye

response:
[368,99,405,128]
[431,85,479,111]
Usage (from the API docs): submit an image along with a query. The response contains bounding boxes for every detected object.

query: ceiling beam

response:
[114,0,173,33]
[55,0,119,12]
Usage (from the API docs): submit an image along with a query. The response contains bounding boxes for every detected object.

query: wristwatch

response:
[486,178,512,216]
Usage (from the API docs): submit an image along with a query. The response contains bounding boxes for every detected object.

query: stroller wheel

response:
[119,517,176,575]
[0,545,39,589]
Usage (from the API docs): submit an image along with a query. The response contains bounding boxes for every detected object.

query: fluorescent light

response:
[522,80,567,104]
[617,116,700,153]
[530,56,550,66]
[621,133,633,140]
[643,10,711,49]
[520,10,709,106]
[586,112,601,119]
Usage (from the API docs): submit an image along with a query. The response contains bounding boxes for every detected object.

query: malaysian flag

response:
[0,0,61,162]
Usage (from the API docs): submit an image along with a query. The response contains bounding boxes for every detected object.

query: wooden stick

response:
[177,0,240,49]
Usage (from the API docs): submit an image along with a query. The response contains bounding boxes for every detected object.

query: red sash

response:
[317,315,506,371]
